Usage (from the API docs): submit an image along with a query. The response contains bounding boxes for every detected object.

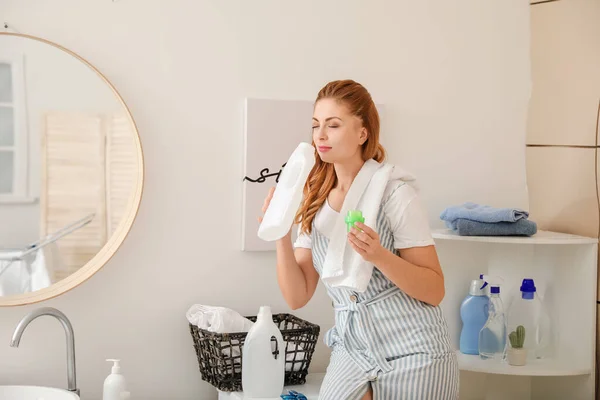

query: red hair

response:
[295,80,386,235]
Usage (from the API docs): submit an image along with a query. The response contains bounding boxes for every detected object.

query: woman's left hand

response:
[348,222,387,263]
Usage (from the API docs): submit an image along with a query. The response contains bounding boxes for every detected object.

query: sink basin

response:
[0,385,79,400]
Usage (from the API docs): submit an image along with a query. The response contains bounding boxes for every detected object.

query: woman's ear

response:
[360,128,368,145]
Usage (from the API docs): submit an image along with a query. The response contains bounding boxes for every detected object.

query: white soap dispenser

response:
[103,359,131,400]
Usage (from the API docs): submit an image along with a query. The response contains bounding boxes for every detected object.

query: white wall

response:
[0,35,122,247]
[0,1,531,399]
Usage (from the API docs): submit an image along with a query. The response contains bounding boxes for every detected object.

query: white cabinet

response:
[433,229,598,400]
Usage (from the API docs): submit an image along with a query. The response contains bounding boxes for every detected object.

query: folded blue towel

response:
[440,202,529,227]
[451,218,537,236]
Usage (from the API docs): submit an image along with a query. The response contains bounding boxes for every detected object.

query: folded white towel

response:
[321,159,418,292]
[186,305,255,333]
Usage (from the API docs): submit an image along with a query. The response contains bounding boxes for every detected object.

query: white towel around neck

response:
[320,159,418,292]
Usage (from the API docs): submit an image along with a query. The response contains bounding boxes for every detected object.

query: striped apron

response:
[312,199,459,400]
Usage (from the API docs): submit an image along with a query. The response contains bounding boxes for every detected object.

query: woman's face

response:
[312,98,367,164]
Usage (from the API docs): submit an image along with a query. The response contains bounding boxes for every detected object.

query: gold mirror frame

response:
[0,32,144,306]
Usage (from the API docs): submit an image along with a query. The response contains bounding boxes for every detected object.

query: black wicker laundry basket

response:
[189,313,320,392]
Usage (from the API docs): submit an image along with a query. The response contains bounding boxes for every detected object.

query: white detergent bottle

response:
[242,306,285,399]
[257,142,315,241]
[103,359,131,400]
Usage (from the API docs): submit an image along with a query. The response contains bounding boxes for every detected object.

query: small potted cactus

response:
[507,325,527,366]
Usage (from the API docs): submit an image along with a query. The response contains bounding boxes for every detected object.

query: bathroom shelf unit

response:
[432,228,598,245]
[456,352,590,377]
[433,228,597,400]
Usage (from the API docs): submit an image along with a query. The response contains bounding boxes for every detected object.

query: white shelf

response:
[432,229,598,245]
[218,373,325,400]
[456,352,591,377]
[436,225,598,398]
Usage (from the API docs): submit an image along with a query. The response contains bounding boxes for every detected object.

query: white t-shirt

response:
[293,180,435,250]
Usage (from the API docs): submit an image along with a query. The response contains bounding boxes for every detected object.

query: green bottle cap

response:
[345,210,365,232]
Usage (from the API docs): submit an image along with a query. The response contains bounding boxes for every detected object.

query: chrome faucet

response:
[10,307,79,396]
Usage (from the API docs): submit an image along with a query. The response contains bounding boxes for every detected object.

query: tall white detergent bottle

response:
[257,142,315,241]
[241,306,285,399]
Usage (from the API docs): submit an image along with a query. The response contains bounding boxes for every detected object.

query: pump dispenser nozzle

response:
[107,359,121,374]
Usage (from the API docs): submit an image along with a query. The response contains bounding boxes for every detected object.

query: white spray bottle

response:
[257,142,315,241]
[241,306,285,398]
[103,359,131,400]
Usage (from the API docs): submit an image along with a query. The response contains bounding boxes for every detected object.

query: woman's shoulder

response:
[382,178,419,208]
[380,177,435,249]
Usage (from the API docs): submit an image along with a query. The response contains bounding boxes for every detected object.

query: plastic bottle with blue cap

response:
[459,274,489,355]
[505,278,552,360]
[478,275,507,360]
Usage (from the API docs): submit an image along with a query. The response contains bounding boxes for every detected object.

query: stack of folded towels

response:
[440,202,537,237]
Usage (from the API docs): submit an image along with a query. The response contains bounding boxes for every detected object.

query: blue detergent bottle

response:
[459,274,489,355]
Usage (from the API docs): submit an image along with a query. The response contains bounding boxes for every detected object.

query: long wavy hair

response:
[294,80,386,235]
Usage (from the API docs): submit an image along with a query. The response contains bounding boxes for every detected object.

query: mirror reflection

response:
[0,34,140,297]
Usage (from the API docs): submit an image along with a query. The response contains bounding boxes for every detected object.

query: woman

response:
[260,80,459,399]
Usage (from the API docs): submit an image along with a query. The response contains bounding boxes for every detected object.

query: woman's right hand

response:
[258,186,275,224]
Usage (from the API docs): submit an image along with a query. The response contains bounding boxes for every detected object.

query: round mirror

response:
[0,33,143,306]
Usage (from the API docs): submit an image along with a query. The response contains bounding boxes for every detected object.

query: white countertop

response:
[217,373,325,400]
